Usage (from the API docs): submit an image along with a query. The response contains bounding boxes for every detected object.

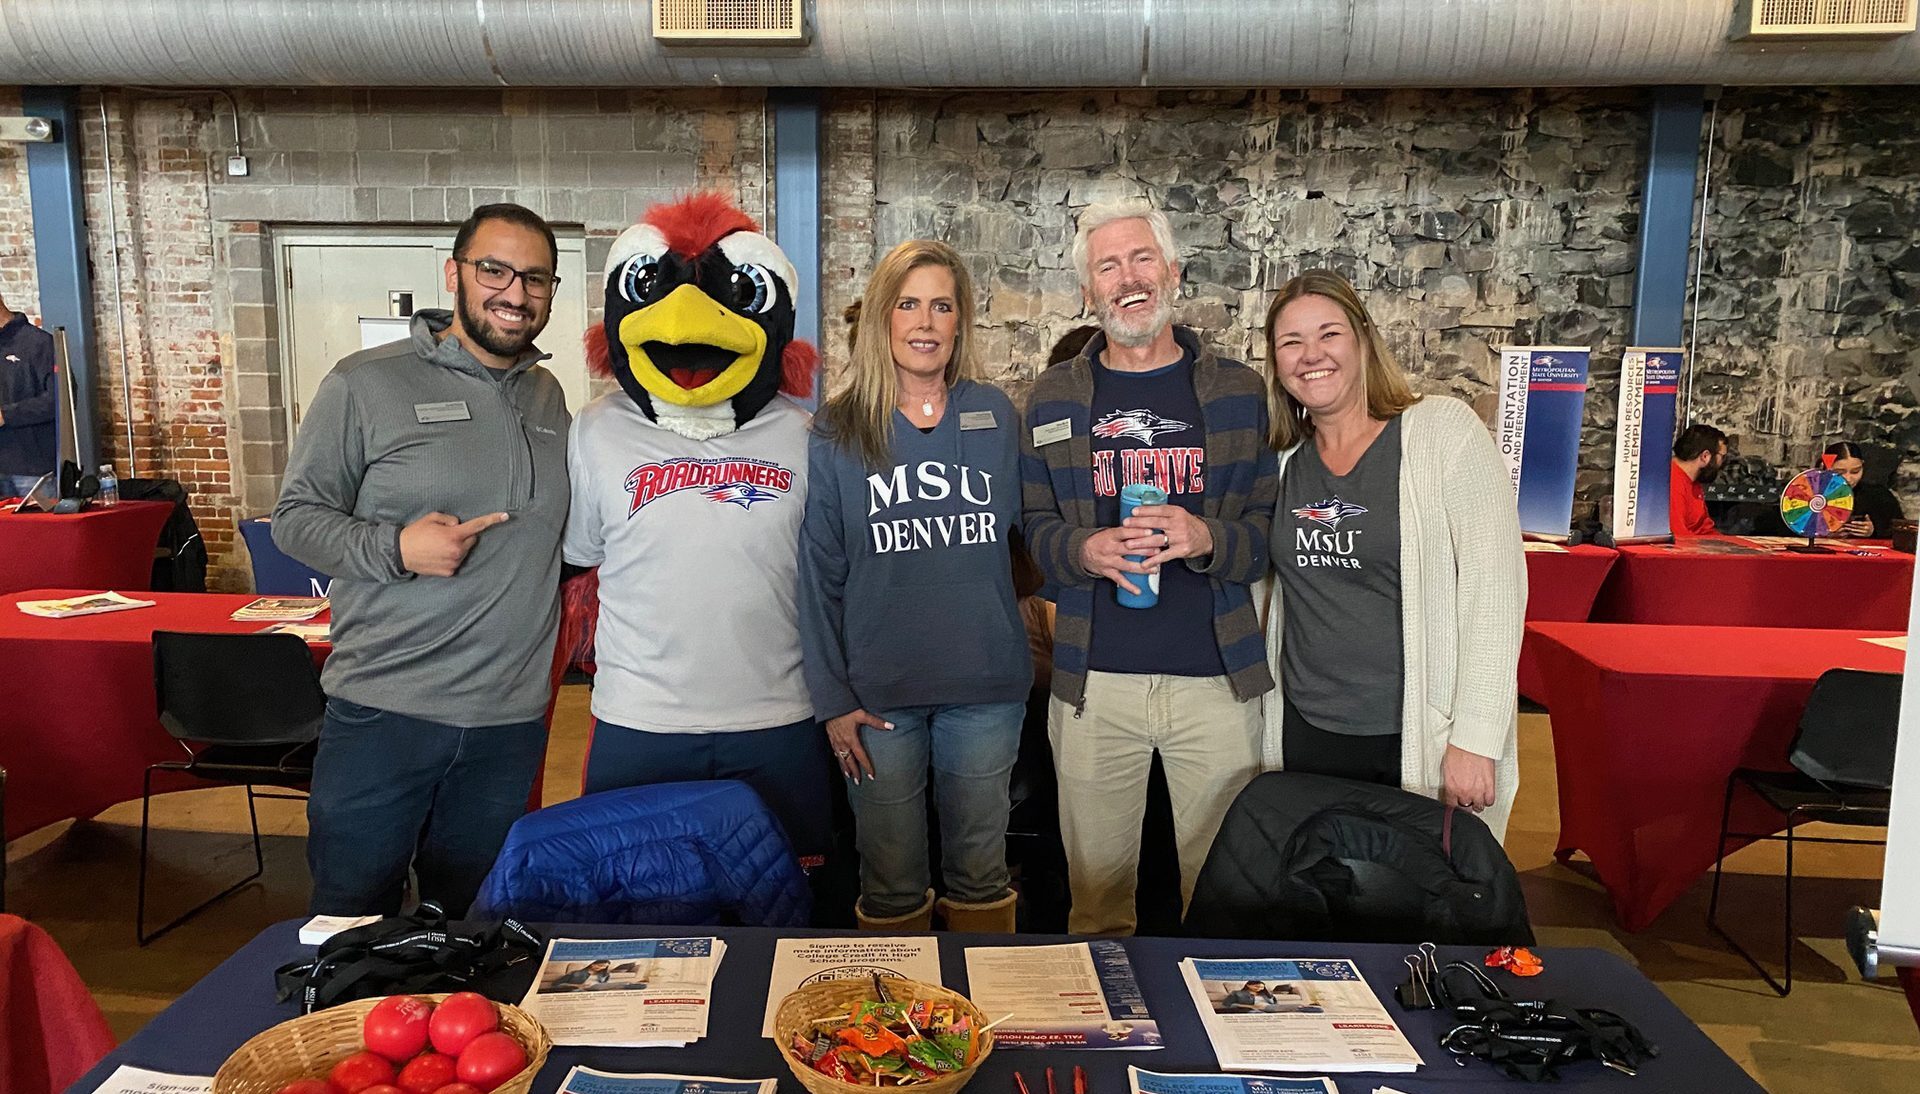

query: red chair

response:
[0,914,116,1094]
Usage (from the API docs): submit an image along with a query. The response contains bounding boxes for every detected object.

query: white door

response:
[280,233,591,433]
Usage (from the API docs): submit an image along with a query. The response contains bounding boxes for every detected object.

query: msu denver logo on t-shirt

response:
[1292,496,1368,568]
[625,457,795,516]
[1090,408,1205,498]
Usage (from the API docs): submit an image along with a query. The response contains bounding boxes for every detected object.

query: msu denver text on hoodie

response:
[799,380,1032,722]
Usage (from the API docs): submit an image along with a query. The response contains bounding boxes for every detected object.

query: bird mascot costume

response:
[559,193,834,888]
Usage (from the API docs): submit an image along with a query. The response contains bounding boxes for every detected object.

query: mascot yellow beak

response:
[617,283,769,408]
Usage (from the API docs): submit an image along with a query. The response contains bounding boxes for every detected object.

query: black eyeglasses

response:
[458,257,560,298]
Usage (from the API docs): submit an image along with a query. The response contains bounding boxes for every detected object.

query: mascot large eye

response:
[727,263,777,315]
[618,255,661,305]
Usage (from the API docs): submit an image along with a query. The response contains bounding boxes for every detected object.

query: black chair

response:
[139,631,326,945]
[1707,668,1899,995]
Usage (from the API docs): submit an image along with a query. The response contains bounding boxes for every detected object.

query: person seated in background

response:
[1670,423,1729,536]
[1825,441,1905,539]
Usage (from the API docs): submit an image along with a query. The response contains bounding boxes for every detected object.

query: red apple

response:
[454,1032,527,1093]
[428,992,500,1056]
[329,1052,397,1094]
[362,995,435,1062]
[396,1053,457,1094]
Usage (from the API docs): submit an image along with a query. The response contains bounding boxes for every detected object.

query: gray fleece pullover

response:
[272,310,570,726]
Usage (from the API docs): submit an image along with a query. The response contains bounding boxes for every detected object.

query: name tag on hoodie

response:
[414,401,471,424]
[959,410,997,431]
[1032,418,1072,446]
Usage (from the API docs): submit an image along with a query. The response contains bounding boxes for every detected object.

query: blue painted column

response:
[22,86,100,474]
[1630,86,1706,350]
[770,89,822,409]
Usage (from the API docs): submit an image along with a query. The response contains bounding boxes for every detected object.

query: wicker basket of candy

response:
[774,976,993,1094]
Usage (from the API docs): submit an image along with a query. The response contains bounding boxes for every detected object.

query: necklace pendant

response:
[923,400,934,417]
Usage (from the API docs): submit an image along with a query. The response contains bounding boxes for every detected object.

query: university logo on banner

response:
[1496,346,1591,540]
[1610,348,1682,542]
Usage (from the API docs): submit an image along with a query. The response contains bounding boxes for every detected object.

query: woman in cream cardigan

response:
[1260,271,1525,841]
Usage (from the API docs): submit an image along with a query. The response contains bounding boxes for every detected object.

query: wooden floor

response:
[6,690,1916,1091]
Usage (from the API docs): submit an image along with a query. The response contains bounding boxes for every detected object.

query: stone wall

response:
[822,88,1649,509]
[7,83,1920,575]
[1689,86,1920,499]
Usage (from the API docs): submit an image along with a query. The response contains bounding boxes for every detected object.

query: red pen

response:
[1014,1074,1033,1094]
[1046,1068,1057,1094]
[1074,1066,1088,1094]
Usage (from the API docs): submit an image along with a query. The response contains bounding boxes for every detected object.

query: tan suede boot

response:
[856,889,935,931]
[936,890,1018,934]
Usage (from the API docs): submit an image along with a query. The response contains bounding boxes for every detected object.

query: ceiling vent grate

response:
[653,0,806,43]
[1732,0,1917,37]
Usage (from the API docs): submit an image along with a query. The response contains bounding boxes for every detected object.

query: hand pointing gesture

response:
[400,511,509,577]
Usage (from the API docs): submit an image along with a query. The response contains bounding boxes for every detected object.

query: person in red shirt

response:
[1670,423,1728,536]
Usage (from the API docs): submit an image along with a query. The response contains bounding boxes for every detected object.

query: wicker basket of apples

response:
[213,993,550,1094]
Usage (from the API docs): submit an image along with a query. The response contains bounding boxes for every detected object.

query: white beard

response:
[652,399,737,440]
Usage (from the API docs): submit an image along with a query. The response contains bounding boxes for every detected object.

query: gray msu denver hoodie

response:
[272,310,570,727]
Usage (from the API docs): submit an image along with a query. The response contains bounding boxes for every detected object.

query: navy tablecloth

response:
[73,923,1762,1094]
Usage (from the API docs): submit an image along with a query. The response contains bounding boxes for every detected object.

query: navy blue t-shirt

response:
[1086,350,1226,678]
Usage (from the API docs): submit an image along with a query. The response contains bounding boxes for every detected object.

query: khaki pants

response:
[1048,671,1262,935]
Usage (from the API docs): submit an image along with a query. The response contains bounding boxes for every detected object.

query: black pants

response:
[1281,694,1401,788]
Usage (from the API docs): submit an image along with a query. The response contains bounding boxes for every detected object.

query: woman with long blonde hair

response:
[798,240,1029,932]
[1261,270,1526,841]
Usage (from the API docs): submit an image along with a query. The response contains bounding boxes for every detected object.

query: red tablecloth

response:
[0,501,173,597]
[1519,545,1620,700]
[0,915,117,1094]
[1527,620,1904,931]
[1591,541,1913,628]
[0,590,331,842]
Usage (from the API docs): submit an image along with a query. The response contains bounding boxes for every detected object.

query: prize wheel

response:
[1779,468,1853,537]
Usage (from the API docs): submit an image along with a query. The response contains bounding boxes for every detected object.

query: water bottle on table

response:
[1115,483,1167,608]
[97,463,119,507]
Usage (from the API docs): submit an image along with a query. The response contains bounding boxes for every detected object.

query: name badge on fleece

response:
[1032,418,1072,447]
[959,410,997,431]
[414,401,471,424]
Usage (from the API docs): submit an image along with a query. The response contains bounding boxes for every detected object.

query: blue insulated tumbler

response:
[1116,483,1168,608]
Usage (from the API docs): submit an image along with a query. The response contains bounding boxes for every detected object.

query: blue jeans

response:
[585,717,834,863]
[848,701,1024,916]
[306,698,546,916]
[3,472,48,498]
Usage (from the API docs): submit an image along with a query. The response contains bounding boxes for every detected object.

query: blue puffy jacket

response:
[469,780,812,926]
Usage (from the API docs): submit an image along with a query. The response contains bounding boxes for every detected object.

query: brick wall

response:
[0,89,36,316]
[6,84,1920,561]
[5,87,764,589]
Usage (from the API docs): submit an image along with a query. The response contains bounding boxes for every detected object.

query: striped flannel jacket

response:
[1020,327,1279,709]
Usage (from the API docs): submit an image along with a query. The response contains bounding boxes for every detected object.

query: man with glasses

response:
[274,203,572,916]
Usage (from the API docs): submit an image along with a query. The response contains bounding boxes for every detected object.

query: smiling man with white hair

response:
[1020,198,1279,935]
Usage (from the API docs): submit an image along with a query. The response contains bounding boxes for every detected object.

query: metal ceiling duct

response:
[1,0,1916,87]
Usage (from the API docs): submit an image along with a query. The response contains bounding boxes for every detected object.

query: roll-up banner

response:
[1495,346,1591,541]
[1609,348,1683,543]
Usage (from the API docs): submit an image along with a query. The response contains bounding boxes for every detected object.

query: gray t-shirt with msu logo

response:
[1272,415,1404,737]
